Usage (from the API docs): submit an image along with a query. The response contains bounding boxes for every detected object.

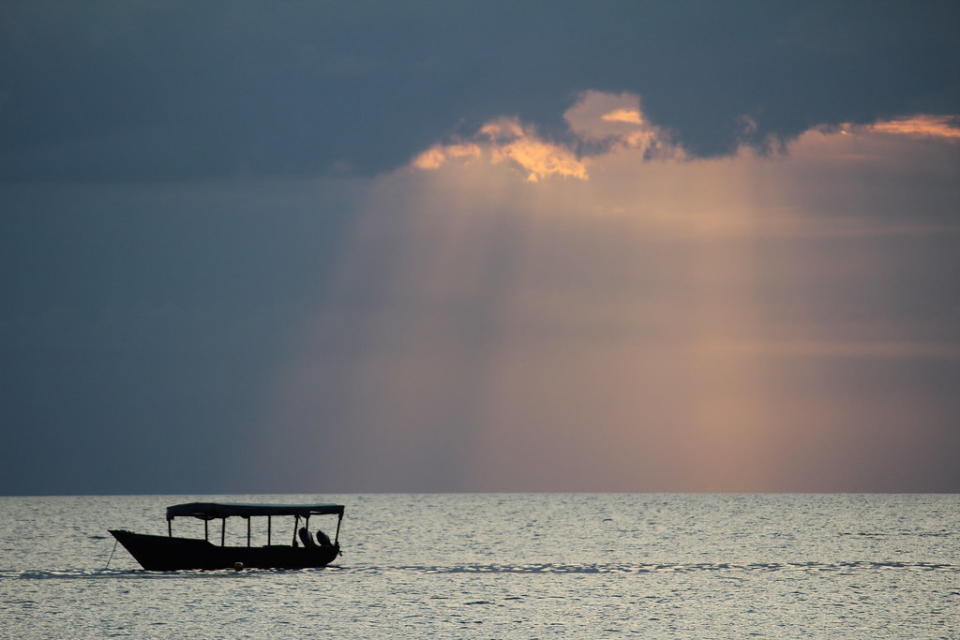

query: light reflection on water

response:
[1,493,958,638]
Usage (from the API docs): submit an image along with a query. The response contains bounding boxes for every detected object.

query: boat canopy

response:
[166,502,345,521]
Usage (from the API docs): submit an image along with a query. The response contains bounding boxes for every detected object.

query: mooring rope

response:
[104,538,118,569]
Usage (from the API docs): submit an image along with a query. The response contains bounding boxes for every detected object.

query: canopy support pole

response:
[292,515,299,547]
[204,519,208,542]
[167,520,172,537]
[246,517,251,547]
[335,513,342,545]
[267,516,271,546]
[221,518,225,547]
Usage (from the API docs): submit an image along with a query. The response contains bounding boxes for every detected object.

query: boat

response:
[109,502,344,570]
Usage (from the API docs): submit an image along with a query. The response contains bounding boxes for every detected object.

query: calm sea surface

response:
[1,493,957,639]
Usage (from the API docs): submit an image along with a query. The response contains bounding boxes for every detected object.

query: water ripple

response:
[9,568,292,580]
[339,561,959,575]
[6,560,956,580]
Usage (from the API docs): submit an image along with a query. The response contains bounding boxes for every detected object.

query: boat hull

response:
[109,530,339,571]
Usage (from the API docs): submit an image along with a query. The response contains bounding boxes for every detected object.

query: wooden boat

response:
[109,502,344,570]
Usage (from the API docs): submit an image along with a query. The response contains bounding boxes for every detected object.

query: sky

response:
[2,1,959,495]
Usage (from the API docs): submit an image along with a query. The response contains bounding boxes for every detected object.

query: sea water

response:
[0,493,957,639]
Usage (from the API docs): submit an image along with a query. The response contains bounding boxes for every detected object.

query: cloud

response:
[411,92,680,181]
[411,143,483,170]
[491,135,587,183]
[410,87,960,221]
[601,109,644,124]
[413,117,588,182]
[563,91,679,158]
[856,115,960,140]
[2,2,958,181]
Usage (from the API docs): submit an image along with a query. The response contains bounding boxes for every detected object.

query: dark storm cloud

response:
[1,0,958,182]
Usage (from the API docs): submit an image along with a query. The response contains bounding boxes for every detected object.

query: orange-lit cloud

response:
[411,91,678,182]
[412,118,586,182]
[413,90,960,195]
[485,119,587,182]
[564,90,678,158]
[849,115,960,140]
[411,143,483,170]
[601,108,644,124]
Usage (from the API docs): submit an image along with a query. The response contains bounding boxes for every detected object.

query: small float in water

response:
[109,502,344,570]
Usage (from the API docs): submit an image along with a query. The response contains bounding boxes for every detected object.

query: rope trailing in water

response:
[104,538,118,569]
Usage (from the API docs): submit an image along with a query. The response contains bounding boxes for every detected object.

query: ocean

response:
[1,493,957,639]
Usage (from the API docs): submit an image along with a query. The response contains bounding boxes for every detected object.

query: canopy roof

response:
[166,502,344,520]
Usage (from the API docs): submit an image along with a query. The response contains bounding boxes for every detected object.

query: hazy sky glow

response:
[2,2,959,494]
[263,96,960,492]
